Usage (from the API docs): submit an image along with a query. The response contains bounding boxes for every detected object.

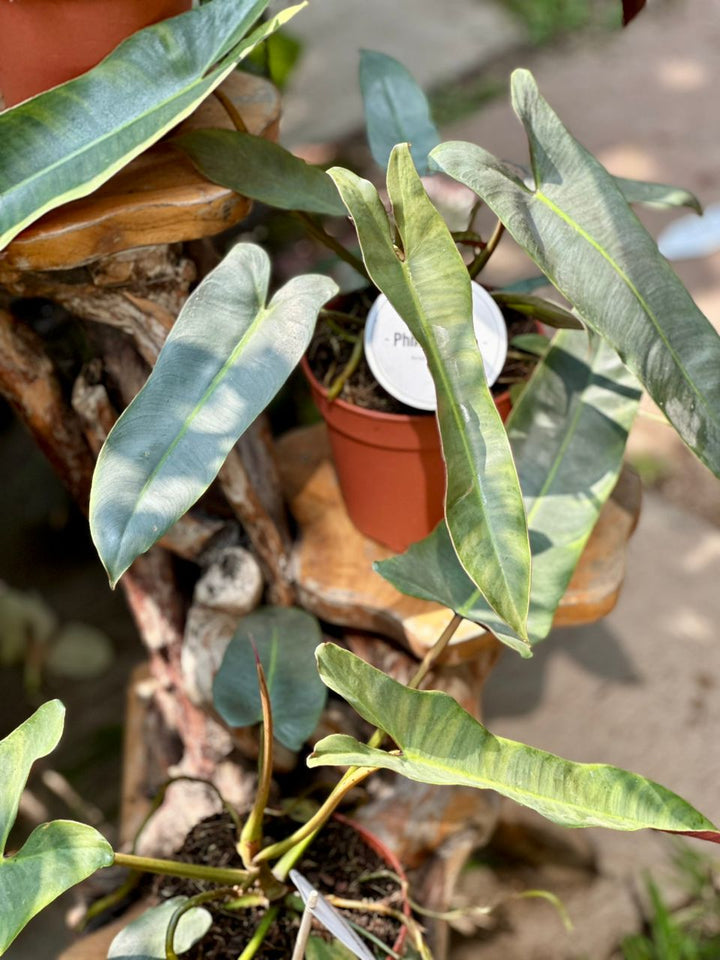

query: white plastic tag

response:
[363,282,508,411]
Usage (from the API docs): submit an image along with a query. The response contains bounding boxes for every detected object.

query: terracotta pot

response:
[0,0,193,108]
[302,356,513,553]
[333,812,412,956]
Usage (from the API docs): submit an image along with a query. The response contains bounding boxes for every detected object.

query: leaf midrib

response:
[535,189,714,424]
[397,746,670,828]
[399,254,526,632]
[115,298,272,565]
[439,339,603,629]
[4,49,237,204]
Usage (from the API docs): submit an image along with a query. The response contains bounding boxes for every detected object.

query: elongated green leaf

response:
[509,332,551,356]
[499,275,550,295]
[359,50,440,174]
[108,898,212,959]
[329,146,530,637]
[376,330,641,656]
[491,292,583,329]
[614,176,702,213]
[176,130,345,216]
[0,701,62,851]
[0,703,113,954]
[90,243,337,585]
[213,607,326,751]
[431,70,720,478]
[310,644,720,841]
[0,0,305,250]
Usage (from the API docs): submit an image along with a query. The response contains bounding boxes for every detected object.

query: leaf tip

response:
[509,67,539,118]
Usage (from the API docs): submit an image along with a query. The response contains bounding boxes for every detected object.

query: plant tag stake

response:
[290,869,376,960]
[364,281,508,411]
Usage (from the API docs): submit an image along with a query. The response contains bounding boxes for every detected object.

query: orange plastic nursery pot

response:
[302,356,513,553]
[0,0,192,108]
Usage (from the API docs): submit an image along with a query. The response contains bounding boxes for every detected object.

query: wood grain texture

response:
[0,308,95,507]
[0,71,280,272]
[276,423,641,660]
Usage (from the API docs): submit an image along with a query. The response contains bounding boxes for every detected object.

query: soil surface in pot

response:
[307,289,539,414]
[151,813,404,959]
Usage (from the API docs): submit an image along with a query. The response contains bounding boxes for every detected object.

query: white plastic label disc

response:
[363,282,508,411]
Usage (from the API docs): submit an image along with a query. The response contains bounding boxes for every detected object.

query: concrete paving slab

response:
[454,0,720,322]
[444,0,720,531]
[276,0,524,145]
[470,492,720,955]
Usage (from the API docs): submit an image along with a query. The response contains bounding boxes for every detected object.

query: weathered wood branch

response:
[120,549,230,779]
[219,450,295,606]
[0,245,193,366]
[0,309,95,507]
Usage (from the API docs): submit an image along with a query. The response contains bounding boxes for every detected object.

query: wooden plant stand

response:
[276,422,642,663]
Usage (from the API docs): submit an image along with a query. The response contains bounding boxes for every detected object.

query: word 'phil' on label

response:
[364,284,508,411]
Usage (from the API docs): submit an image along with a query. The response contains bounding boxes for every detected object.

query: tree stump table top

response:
[0,71,280,275]
[276,423,642,663]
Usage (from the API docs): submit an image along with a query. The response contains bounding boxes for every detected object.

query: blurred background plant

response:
[620,845,720,960]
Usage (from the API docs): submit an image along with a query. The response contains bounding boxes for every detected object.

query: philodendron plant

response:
[2,13,720,960]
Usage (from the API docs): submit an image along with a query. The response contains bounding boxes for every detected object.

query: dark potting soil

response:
[151,813,404,959]
[307,293,539,415]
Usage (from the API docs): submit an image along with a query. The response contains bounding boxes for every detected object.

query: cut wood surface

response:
[276,423,641,661]
[0,71,280,273]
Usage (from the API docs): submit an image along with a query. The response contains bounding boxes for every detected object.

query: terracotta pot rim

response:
[300,355,510,423]
[300,354,512,423]
[333,811,411,954]
[301,355,430,425]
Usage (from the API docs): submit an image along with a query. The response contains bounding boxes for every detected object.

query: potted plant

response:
[0,0,193,108]
[174,51,571,551]
[0,628,419,960]
[3,3,720,957]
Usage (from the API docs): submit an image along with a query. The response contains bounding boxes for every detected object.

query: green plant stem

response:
[320,308,366,327]
[467,197,483,230]
[408,612,464,689]
[239,657,274,868]
[166,887,237,960]
[323,316,359,344]
[213,88,248,133]
[345,920,401,959]
[256,766,374,865]
[272,831,317,883]
[237,904,280,960]
[468,219,505,278]
[80,869,142,930]
[294,211,370,280]
[366,612,463,749]
[451,229,484,245]
[225,893,269,910]
[327,336,364,401]
[113,851,255,886]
